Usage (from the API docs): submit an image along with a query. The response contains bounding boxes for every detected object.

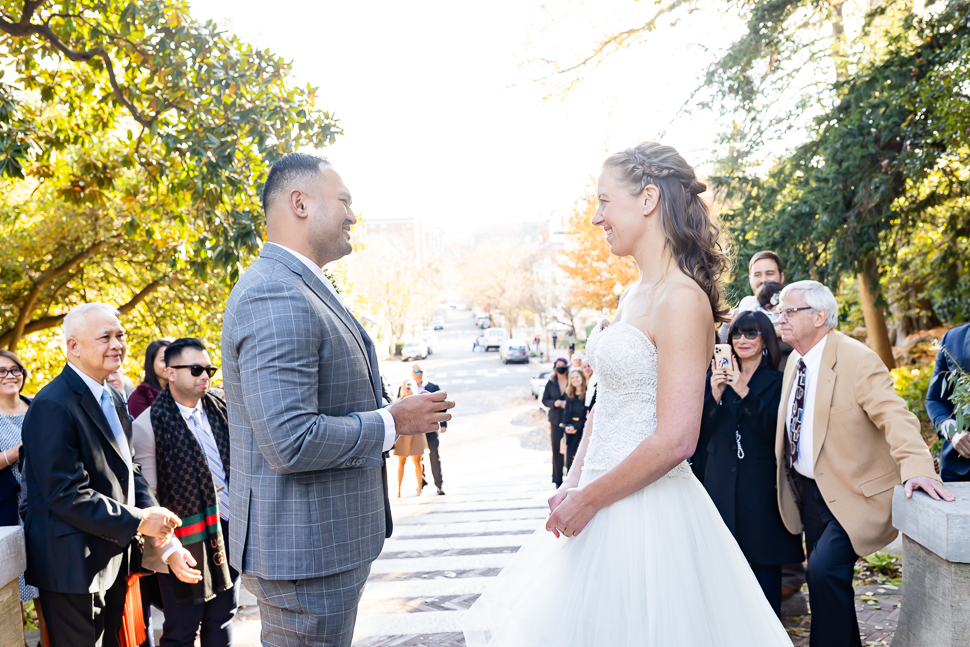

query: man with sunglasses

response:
[774,281,952,647]
[132,337,237,647]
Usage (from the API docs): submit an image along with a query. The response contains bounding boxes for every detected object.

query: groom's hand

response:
[389,391,455,435]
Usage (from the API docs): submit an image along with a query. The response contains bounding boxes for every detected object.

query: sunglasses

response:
[170,365,219,378]
[0,367,24,379]
[413,370,423,374]
[730,331,762,341]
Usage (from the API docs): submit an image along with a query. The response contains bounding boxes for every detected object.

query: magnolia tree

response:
[0,0,340,388]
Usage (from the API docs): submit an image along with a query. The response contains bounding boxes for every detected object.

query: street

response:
[226,312,557,647]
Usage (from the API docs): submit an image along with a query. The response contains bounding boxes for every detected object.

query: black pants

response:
[41,567,129,647]
[750,563,782,616]
[157,520,239,647]
[564,431,583,473]
[424,431,443,489]
[551,424,565,486]
[799,475,861,647]
[140,574,164,647]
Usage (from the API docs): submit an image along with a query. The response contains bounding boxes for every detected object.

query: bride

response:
[463,142,793,646]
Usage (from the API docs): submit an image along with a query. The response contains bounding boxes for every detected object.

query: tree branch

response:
[4,240,107,350]
[0,275,169,349]
[0,1,158,127]
[528,0,692,83]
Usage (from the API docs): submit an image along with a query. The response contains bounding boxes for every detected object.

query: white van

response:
[482,327,508,351]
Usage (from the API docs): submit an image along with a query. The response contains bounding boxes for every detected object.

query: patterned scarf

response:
[151,388,232,604]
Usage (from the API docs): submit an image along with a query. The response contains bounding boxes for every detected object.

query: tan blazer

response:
[775,331,939,556]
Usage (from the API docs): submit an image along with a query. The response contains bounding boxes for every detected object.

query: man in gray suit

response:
[222,153,454,646]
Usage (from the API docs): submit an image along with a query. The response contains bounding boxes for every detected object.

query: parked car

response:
[417,329,438,354]
[401,338,429,361]
[475,313,492,329]
[531,371,551,400]
[499,339,529,364]
[482,327,508,351]
[432,316,445,330]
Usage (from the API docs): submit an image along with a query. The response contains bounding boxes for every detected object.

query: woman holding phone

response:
[695,310,803,615]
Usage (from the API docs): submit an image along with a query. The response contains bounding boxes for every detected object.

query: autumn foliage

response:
[559,186,638,314]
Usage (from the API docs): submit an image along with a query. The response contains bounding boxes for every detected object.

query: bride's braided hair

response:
[604,142,731,324]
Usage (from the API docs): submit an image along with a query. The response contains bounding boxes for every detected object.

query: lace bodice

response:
[583,322,692,477]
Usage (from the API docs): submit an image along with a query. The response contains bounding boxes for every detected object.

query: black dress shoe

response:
[436,488,445,495]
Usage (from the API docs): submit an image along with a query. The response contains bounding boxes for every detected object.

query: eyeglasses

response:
[413,370,423,374]
[170,365,219,378]
[730,331,762,341]
[777,306,813,320]
[0,367,24,379]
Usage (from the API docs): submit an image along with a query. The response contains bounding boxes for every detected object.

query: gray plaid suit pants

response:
[242,563,372,647]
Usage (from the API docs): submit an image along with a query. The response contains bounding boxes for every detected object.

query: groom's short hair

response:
[262,153,331,213]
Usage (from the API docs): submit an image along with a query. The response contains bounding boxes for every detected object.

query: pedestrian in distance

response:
[393,379,429,497]
[562,369,589,474]
[408,363,447,496]
[926,322,970,482]
[128,339,171,419]
[22,303,183,647]
[695,311,803,615]
[131,338,238,647]
[542,357,570,487]
[776,280,952,647]
[221,153,452,647]
[552,332,558,349]
[0,349,39,608]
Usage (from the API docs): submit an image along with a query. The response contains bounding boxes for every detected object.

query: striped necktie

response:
[787,359,807,467]
[187,408,229,520]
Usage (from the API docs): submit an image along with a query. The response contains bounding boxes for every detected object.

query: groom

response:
[222,153,454,646]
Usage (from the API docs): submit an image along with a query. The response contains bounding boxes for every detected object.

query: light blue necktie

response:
[100,388,133,504]
[188,409,230,520]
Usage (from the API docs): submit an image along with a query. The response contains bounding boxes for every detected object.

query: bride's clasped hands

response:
[546,483,596,538]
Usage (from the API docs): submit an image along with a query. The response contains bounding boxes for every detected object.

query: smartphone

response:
[713,344,733,371]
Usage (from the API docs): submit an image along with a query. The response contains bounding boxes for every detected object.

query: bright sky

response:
[189,0,744,235]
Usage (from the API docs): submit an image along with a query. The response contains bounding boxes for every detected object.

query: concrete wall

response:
[0,526,26,647]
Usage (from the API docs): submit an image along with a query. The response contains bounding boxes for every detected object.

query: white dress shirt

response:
[786,334,829,479]
[266,242,396,451]
[67,363,134,500]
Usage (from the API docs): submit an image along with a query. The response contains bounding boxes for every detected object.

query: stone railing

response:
[891,482,970,647]
[0,526,26,647]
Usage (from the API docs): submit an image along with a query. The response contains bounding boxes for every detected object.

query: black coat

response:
[927,323,970,476]
[542,377,569,427]
[22,365,156,594]
[562,395,588,434]
[697,366,803,566]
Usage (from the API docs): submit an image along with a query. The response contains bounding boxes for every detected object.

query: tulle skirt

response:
[463,468,793,646]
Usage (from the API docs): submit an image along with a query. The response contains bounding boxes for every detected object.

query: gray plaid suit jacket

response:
[222,244,388,580]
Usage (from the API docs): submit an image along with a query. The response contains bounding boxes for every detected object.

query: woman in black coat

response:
[562,369,589,473]
[542,357,570,487]
[697,311,803,616]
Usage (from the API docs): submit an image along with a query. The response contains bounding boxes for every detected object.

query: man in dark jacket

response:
[23,303,181,647]
[407,364,448,495]
[926,323,970,482]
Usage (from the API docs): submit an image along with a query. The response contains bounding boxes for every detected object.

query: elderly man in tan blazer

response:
[774,280,953,647]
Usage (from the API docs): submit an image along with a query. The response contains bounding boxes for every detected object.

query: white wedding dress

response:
[463,322,793,646]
